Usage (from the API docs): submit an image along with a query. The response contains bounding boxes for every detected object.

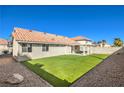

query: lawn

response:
[23,54,108,87]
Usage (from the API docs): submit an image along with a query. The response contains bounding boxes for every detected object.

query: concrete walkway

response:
[0,55,52,87]
[71,48,124,87]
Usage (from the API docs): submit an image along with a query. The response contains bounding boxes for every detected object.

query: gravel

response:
[0,56,52,87]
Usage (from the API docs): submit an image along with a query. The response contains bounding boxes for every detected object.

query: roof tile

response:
[0,39,8,45]
[12,27,79,45]
[71,36,91,41]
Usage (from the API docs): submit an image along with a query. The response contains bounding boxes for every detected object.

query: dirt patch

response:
[0,56,14,65]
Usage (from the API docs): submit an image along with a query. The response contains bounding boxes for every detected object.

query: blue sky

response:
[0,5,124,44]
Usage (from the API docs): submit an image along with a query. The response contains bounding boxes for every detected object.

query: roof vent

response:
[29,30,32,32]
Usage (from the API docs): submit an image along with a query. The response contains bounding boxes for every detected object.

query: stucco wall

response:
[13,39,19,56]
[0,45,8,51]
[0,45,8,55]
[13,40,122,59]
[91,47,121,54]
[80,46,92,55]
[18,43,72,59]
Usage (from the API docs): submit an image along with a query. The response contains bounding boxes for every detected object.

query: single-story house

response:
[12,27,82,59]
[0,39,8,50]
[0,39,13,54]
[71,36,93,55]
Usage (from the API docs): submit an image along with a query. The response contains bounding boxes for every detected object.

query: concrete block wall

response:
[91,47,122,54]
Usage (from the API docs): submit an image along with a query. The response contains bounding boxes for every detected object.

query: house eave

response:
[16,40,76,46]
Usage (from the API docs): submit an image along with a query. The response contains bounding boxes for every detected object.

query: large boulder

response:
[5,73,24,84]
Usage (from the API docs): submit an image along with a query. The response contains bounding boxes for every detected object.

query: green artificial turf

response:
[23,54,108,87]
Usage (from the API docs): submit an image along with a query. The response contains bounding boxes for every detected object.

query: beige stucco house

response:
[0,39,8,54]
[12,27,83,59]
[12,27,119,61]
[71,36,93,55]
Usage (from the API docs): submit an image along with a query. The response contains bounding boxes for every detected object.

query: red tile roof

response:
[0,39,8,45]
[71,36,91,41]
[12,27,79,45]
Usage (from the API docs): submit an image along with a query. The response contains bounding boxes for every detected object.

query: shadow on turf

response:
[23,62,71,87]
[89,55,105,60]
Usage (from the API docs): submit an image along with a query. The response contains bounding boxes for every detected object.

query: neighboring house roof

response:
[71,36,91,41]
[12,27,80,45]
[0,39,8,45]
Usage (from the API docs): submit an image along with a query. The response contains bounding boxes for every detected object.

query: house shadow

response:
[23,62,71,87]
[89,55,104,60]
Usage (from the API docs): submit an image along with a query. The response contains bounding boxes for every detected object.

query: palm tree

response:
[113,38,123,47]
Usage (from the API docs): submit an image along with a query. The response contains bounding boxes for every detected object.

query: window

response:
[42,44,49,52]
[28,44,32,52]
[85,51,88,54]
[22,43,32,52]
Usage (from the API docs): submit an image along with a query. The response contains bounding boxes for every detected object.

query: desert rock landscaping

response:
[0,56,51,87]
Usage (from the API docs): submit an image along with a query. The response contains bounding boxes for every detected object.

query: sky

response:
[0,5,124,44]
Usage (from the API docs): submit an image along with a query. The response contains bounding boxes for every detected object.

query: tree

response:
[113,38,123,47]
[97,41,102,44]
[101,40,106,43]
[101,40,107,47]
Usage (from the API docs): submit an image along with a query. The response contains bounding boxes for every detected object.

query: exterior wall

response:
[79,45,92,55]
[0,45,8,51]
[13,39,19,56]
[0,45,8,55]
[18,43,72,59]
[75,46,121,55]
[91,47,121,54]
[104,44,111,48]
[74,40,92,55]
[13,40,121,59]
